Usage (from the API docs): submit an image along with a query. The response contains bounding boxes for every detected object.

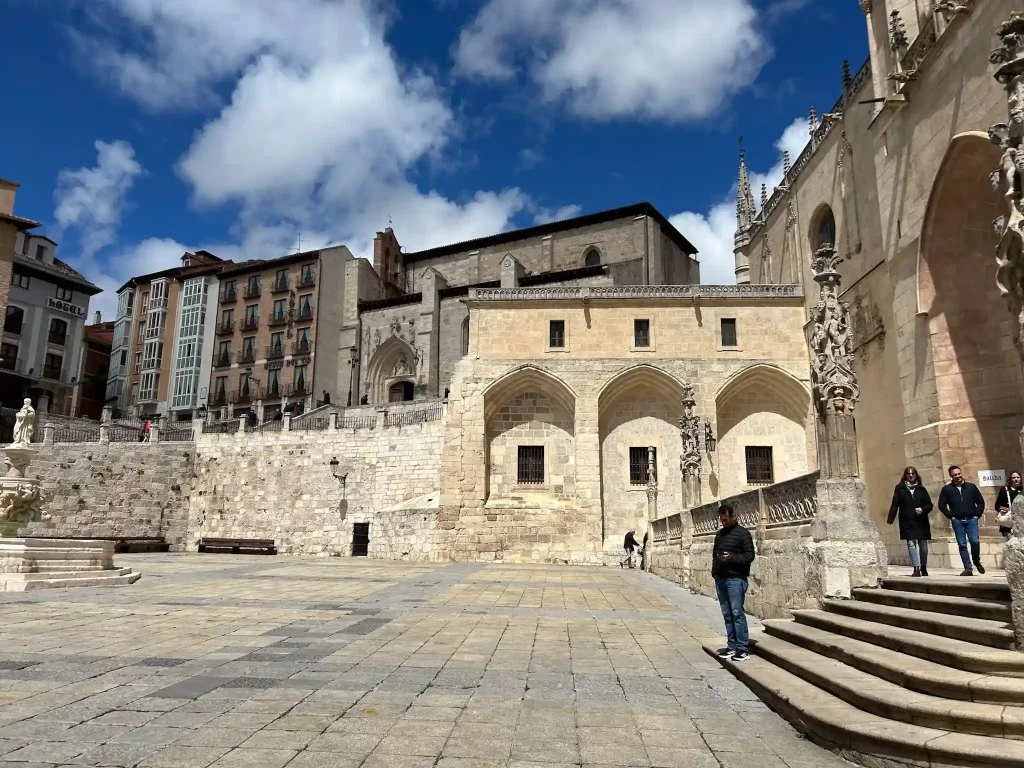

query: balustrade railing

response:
[683,472,820,538]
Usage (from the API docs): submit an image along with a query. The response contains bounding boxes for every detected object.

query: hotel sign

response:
[47,297,85,317]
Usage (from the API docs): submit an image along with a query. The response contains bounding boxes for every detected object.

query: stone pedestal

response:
[808,478,889,599]
[0,538,140,591]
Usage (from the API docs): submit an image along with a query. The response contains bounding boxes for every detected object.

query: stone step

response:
[823,598,1016,650]
[763,619,1024,704]
[10,567,135,581]
[751,632,1024,739]
[794,609,1024,677]
[699,637,1024,767]
[28,564,112,573]
[853,586,1012,623]
[0,570,141,592]
[882,575,1010,601]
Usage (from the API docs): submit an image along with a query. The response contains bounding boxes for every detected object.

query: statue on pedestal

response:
[679,385,702,508]
[11,399,34,446]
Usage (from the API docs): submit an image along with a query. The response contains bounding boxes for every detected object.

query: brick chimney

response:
[0,179,18,216]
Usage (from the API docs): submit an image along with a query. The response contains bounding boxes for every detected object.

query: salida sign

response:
[47,297,85,317]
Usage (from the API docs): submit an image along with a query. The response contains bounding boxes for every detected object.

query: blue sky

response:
[0,0,867,319]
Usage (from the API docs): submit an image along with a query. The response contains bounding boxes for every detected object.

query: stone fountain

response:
[0,399,140,590]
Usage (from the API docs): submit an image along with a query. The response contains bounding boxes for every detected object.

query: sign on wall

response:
[978,469,1007,487]
[47,297,85,317]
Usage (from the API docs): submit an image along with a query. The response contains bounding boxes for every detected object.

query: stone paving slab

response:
[0,554,852,767]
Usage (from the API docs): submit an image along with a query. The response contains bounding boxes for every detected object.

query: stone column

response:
[679,385,702,509]
[989,12,1024,649]
[646,446,658,522]
[807,243,887,598]
[860,1,890,106]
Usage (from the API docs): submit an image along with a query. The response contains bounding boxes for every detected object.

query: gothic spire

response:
[735,138,756,238]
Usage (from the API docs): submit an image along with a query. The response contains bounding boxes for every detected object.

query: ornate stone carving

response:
[646,446,657,504]
[390,317,401,337]
[858,0,872,13]
[990,12,1024,361]
[810,245,859,415]
[889,10,909,53]
[679,386,702,509]
[11,399,34,446]
[933,0,971,24]
[850,295,886,361]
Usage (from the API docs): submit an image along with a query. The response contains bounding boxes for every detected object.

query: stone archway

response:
[366,335,417,405]
[917,132,1024,504]
[714,364,812,497]
[597,364,686,554]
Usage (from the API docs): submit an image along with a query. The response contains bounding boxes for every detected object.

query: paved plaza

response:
[0,556,851,768]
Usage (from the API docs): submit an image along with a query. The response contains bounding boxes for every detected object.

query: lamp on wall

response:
[329,457,348,490]
[704,419,717,454]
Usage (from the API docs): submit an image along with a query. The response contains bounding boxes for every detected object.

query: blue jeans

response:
[906,539,928,568]
[951,517,980,571]
[715,577,749,652]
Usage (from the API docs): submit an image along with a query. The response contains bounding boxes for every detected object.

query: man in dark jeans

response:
[938,465,986,576]
[713,503,755,661]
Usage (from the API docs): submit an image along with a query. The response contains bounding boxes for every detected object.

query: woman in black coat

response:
[887,466,934,577]
[995,471,1021,539]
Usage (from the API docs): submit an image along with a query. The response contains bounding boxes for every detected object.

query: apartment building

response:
[209,246,353,419]
[106,250,224,418]
[1,232,101,412]
[73,314,113,419]
[0,180,40,336]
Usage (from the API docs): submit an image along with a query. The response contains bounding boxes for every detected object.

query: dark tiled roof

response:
[218,248,323,277]
[13,253,101,294]
[0,211,40,230]
[403,202,697,263]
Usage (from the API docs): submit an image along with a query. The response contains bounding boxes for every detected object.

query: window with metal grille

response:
[634,318,650,347]
[549,320,565,348]
[517,445,545,484]
[745,446,774,485]
[629,447,657,485]
[721,318,737,347]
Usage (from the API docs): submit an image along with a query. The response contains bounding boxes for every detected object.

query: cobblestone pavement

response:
[0,555,852,768]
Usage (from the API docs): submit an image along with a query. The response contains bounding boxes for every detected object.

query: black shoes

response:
[731,652,750,662]
[976,562,986,575]
[920,566,929,577]
[715,648,734,659]
[960,569,974,576]
[911,567,921,577]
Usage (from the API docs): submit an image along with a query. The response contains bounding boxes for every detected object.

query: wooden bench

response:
[198,537,277,555]
[114,537,170,554]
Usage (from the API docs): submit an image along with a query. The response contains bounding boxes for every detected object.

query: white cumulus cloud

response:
[454,0,771,122]
[53,139,142,260]
[670,117,808,285]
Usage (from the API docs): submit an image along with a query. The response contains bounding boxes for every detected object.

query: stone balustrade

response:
[468,284,804,302]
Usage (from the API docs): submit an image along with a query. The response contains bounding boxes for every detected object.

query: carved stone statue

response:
[11,399,34,446]
[678,386,702,508]
[990,12,1024,362]
[393,359,410,377]
[810,246,859,415]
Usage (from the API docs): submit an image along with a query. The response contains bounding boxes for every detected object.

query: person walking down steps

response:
[713,503,755,662]
[938,465,986,576]
[887,466,933,577]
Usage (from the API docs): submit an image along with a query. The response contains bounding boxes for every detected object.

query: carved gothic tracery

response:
[679,385,702,480]
[990,12,1024,361]
[810,244,859,415]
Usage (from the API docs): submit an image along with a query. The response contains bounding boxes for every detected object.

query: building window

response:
[549,320,565,348]
[461,317,470,356]
[246,275,260,295]
[583,248,601,267]
[293,365,308,393]
[812,205,836,252]
[300,263,316,285]
[298,294,313,320]
[295,327,311,355]
[239,372,251,397]
[270,332,284,355]
[214,376,228,404]
[11,272,29,289]
[243,305,258,328]
[4,306,23,335]
[388,381,414,402]
[35,244,46,260]
[633,319,650,348]
[268,368,281,396]
[0,342,18,371]
[517,445,545,485]
[745,446,775,485]
[629,447,656,485]
[55,286,73,302]
[721,318,738,348]
[48,318,68,346]
[272,298,287,321]
[43,352,64,380]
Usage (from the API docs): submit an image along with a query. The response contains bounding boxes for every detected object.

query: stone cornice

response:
[466,284,804,302]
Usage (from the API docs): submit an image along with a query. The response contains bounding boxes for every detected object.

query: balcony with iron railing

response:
[296,304,313,322]
[47,332,67,346]
[281,381,307,398]
[211,389,229,407]
[236,347,257,365]
[240,315,259,332]
[298,270,315,288]
[266,344,285,360]
[220,286,237,303]
[243,283,261,299]
[268,309,290,327]
[291,339,312,356]
[271,276,289,293]
[265,382,283,399]
[216,320,235,335]
[213,351,232,368]
[230,386,260,404]
[41,364,67,382]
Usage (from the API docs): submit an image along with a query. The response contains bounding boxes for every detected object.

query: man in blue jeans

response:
[937,465,986,576]
[712,503,756,661]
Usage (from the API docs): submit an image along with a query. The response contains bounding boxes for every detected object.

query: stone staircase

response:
[0,537,142,591]
[703,575,1024,767]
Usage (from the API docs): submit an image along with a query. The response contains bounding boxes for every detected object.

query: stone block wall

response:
[488,391,575,499]
[24,443,196,549]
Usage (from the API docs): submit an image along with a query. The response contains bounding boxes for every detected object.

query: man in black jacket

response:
[937,465,986,576]
[712,504,756,661]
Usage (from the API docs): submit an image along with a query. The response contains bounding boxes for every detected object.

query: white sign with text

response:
[978,469,1006,487]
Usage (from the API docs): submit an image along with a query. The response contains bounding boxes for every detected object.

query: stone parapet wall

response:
[23,443,196,549]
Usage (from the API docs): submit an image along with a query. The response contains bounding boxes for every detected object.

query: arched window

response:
[811,206,836,252]
[461,317,470,356]
[388,381,414,402]
[583,248,601,267]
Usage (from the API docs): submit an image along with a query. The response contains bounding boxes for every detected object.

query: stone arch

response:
[714,364,812,496]
[597,364,686,553]
[482,365,576,502]
[809,203,836,252]
[583,247,602,267]
[366,334,417,405]
[916,131,1023,491]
